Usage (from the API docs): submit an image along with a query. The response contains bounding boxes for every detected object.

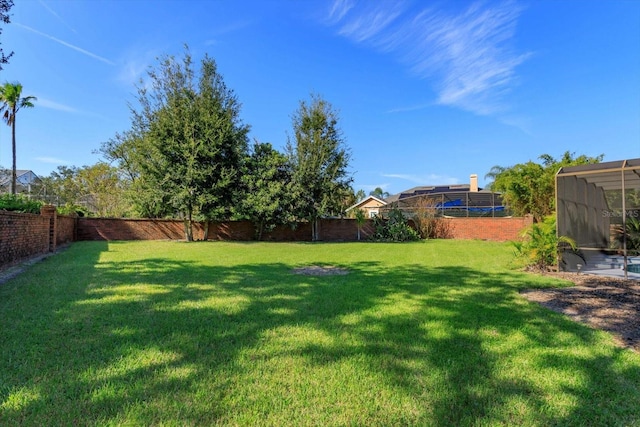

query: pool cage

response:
[556,158,640,279]
[380,190,509,218]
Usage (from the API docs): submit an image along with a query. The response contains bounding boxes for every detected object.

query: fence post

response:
[40,205,57,253]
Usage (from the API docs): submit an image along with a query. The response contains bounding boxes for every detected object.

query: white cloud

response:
[36,97,80,113]
[327,0,356,24]
[326,1,530,117]
[36,156,70,165]
[335,2,405,43]
[15,23,115,65]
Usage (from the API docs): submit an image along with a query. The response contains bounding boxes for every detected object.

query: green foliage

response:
[371,207,420,242]
[286,93,353,240]
[0,193,42,213]
[39,164,131,217]
[109,46,250,239]
[369,187,389,199]
[612,216,640,255]
[239,142,294,240]
[354,208,366,241]
[486,151,603,221]
[56,203,88,217]
[0,0,13,69]
[512,215,578,270]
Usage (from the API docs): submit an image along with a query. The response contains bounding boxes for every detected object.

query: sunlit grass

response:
[0,240,638,426]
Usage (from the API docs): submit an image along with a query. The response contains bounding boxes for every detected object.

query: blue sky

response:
[1,0,639,195]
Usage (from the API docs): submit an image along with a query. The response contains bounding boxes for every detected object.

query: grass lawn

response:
[1,240,639,426]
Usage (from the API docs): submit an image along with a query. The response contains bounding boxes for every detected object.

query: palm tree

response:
[0,82,36,194]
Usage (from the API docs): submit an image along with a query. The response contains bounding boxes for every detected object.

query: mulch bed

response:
[521,272,640,352]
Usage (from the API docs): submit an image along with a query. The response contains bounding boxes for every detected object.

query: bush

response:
[57,203,87,217]
[612,216,640,256]
[412,197,452,239]
[0,194,43,213]
[512,215,578,271]
[371,207,420,242]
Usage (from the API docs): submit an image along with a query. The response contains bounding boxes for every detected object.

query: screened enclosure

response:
[556,158,640,279]
[381,190,509,218]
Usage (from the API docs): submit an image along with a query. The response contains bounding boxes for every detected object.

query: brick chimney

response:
[470,174,479,192]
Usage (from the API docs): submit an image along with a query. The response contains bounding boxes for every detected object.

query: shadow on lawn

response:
[0,241,639,425]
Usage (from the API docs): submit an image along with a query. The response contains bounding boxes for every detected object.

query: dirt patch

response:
[521,272,640,352]
[292,265,349,276]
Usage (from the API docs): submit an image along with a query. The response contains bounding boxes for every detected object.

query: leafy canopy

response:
[104,47,249,239]
[486,151,603,221]
[286,94,352,240]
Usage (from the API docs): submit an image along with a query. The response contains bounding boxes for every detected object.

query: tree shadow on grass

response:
[0,241,638,425]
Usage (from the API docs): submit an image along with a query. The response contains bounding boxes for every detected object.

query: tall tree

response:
[286,94,352,241]
[240,141,294,240]
[0,82,36,194]
[486,151,603,221]
[0,0,14,70]
[109,47,249,240]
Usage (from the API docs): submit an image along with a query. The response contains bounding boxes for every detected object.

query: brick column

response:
[40,205,57,252]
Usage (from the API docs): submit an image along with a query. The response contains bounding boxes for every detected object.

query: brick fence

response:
[0,206,75,269]
[1,208,532,270]
[76,216,532,242]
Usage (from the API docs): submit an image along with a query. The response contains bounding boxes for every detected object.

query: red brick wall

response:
[0,208,77,270]
[77,217,530,242]
[57,215,76,246]
[0,211,50,267]
[444,216,533,241]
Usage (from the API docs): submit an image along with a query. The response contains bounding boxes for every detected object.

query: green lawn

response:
[0,241,639,426]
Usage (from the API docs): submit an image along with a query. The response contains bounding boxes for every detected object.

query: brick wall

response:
[0,207,77,270]
[77,217,529,242]
[0,211,50,267]
[57,215,77,246]
[444,216,533,241]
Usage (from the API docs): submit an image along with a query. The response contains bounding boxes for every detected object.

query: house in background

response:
[0,170,41,194]
[346,195,387,218]
[383,174,508,218]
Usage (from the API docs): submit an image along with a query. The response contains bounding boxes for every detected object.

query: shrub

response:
[57,203,87,217]
[0,194,43,213]
[612,216,640,256]
[412,197,452,239]
[512,214,578,271]
[371,207,420,242]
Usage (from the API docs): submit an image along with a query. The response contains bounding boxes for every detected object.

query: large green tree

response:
[286,94,352,241]
[486,151,603,221]
[0,82,36,194]
[108,48,249,240]
[240,141,294,240]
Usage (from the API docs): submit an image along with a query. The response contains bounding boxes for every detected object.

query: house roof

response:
[345,195,387,212]
[0,170,40,187]
[385,183,484,203]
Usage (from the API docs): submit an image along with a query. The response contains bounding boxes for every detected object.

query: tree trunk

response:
[312,218,319,241]
[183,210,194,241]
[11,115,16,195]
[203,221,209,241]
[257,221,264,241]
